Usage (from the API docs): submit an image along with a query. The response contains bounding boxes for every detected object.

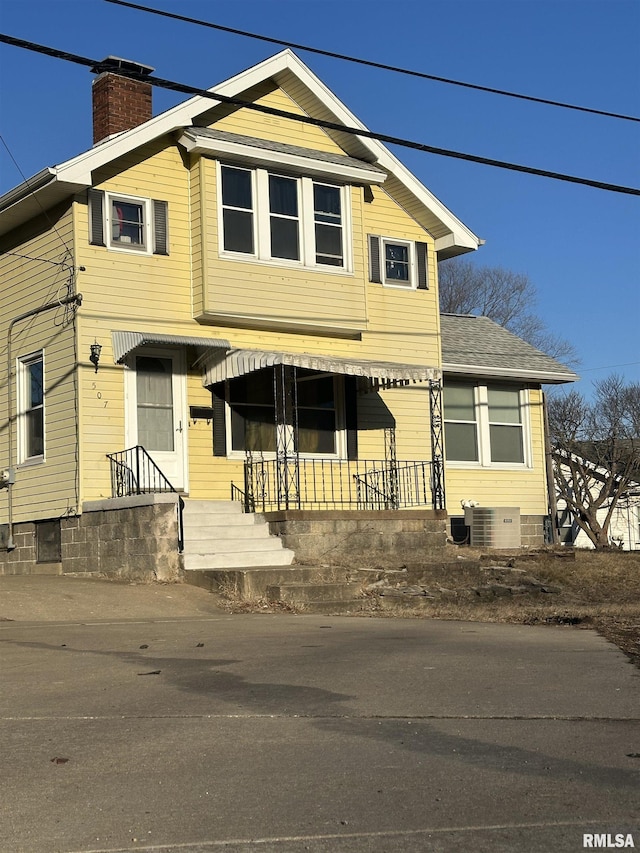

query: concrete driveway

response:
[0,575,638,852]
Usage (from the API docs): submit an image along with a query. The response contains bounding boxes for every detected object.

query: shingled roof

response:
[440,314,579,384]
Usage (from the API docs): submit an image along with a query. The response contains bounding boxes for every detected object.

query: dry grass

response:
[370,549,640,668]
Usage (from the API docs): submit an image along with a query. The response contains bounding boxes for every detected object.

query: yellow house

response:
[0,51,577,579]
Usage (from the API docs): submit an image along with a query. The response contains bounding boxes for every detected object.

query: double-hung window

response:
[443,383,478,462]
[88,189,169,255]
[221,165,254,254]
[368,235,428,290]
[487,386,525,464]
[18,352,44,463]
[444,381,528,466]
[269,174,300,260]
[220,165,348,270]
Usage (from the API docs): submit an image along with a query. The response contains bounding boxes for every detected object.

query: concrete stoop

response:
[182,500,295,571]
[183,563,367,613]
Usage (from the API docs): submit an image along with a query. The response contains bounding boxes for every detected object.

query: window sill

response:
[17,456,45,468]
[446,460,532,470]
[218,251,353,276]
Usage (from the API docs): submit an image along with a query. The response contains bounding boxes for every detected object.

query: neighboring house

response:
[0,51,578,578]
[555,449,640,551]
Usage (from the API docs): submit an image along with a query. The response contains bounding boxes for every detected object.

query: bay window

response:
[219,164,348,270]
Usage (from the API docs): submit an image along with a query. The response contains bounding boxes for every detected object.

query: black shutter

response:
[416,242,428,289]
[152,200,169,255]
[368,234,381,283]
[212,384,227,457]
[344,376,358,460]
[88,189,105,246]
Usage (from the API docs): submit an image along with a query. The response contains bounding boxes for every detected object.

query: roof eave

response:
[443,363,580,384]
[0,172,88,238]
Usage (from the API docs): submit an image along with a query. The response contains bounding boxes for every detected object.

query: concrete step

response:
[183,500,243,515]
[183,513,261,531]
[184,525,273,545]
[185,536,286,555]
[266,581,361,604]
[183,566,342,596]
[184,548,295,571]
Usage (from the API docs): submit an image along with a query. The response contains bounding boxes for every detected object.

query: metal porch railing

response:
[106,445,184,551]
[237,457,435,512]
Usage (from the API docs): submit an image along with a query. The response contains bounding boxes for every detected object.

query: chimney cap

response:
[90,56,155,77]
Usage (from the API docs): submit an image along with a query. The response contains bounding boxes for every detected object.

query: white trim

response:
[179,131,386,184]
[443,363,579,384]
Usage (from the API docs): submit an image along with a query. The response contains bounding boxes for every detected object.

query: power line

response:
[104,0,640,124]
[0,132,72,252]
[1,33,639,197]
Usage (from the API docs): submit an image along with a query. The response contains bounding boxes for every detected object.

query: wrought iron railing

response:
[106,445,184,551]
[243,457,434,512]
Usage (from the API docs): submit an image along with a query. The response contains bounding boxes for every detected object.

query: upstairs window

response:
[444,381,529,467]
[269,174,299,260]
[110,197,146,249]
[384,240,411,285]
[221,166,254,254]
[219,164,349,271]
[18,352,44,463]
[368,235,428,290]
[88,189,169,255]
[314,184,343,266]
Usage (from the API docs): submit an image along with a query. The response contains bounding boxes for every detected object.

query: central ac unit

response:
[464,506,521,548]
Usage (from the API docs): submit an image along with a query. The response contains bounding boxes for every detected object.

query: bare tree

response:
[438,257,578,364]
[547,375,640,548]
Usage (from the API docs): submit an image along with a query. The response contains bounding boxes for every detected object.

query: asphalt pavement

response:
[0,574,638,853]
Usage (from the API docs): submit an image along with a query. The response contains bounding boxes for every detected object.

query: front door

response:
[125,349,187,491]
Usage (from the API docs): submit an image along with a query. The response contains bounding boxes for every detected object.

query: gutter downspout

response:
[5,291,83,550]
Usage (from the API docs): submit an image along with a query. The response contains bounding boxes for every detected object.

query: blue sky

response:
[1,0,638,394]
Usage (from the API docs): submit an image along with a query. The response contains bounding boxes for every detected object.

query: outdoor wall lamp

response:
[90,341,102,372]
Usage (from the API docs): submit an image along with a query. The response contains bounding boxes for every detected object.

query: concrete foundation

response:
[0,494,182,581]
[264,509,449,566]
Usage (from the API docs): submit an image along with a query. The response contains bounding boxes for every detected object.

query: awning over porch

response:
[111,331,231,364]
[201,348,440,388]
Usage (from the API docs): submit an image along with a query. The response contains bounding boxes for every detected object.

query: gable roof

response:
[0,49,480,256]
[440,313,579,384]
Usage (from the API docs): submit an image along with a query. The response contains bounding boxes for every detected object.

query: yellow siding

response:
[214,87,346,155]
[0,205,79,522]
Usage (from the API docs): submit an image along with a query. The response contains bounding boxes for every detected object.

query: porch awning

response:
[202,348,440,387]
[112,331,230,364]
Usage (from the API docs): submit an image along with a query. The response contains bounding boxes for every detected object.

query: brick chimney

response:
[91,56,155,144]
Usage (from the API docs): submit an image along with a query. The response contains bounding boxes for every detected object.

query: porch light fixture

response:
[90,341,102,372]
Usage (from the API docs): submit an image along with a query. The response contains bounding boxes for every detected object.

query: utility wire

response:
[1,33,639,197]
[105,0,640,124]
[0,132,72,252]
